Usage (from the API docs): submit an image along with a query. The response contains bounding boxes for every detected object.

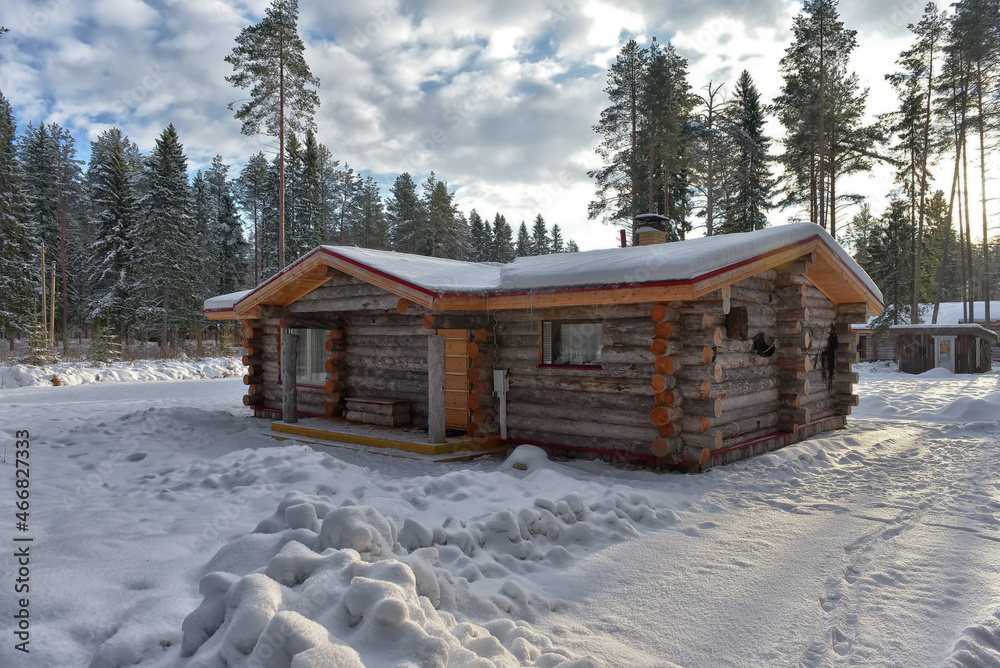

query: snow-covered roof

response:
[889,323,999,340]
[208,223,884,318]
[204,290,252,319]
[854,301,1000,330]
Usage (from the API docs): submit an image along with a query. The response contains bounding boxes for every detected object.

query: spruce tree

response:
[226,0,320,269]
[550,224,564,252]
[387,172,423,253]
[530,214,550,255]
[350,175,388,249]
[516,221,532,257]
[87,128,144,339]
[468,209,492,261]
[0,90,35,341]
[218,191,249,293]
[235,152,270,285]
[141,124,197,345]
[565,240,580,253]
[493,213,515,263]
[718,70,773,234]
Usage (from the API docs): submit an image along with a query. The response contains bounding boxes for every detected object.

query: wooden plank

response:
[445,375,468,390]
[445,356,469,373]
[446,407,467,425]
[445,340,467,355]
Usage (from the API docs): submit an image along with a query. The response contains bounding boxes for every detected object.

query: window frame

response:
[538,319,604,370]
[279,328,328,387]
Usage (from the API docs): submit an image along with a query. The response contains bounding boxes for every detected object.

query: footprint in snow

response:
[126,452,147,462]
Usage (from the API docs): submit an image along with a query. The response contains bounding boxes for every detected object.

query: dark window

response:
[541,321,603,366]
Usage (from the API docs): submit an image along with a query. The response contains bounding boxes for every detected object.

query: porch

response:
[267,416,504,462]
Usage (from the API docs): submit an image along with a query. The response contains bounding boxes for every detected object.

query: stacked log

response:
[345,398,410,426]
[774,260,813,433]
[832,303,867,415]
[469,328,495,438]
[499,304,663,458]
[343,311,431,425]
[324,327,346,416]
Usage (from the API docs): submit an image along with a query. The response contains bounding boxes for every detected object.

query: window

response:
[284,328,327,384]
[541,321,603,367]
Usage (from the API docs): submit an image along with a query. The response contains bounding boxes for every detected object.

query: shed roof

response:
[888,324,999,341]
[207,223,884,319]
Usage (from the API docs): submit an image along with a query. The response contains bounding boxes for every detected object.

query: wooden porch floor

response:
[268,417,505,462]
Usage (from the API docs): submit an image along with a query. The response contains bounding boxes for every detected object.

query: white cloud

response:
[2,0,989,251]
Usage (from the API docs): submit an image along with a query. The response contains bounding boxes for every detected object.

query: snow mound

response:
[181,487,667,666]
[0,357,242,388]
[945,608,1000,666]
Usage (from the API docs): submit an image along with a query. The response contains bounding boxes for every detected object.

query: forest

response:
[0,0,998,358]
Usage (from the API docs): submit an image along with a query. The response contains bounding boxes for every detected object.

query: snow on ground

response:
[0,364,999,666]
[0,357,243,388]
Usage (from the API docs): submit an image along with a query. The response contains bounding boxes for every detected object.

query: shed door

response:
[438,329,469,429]
[934,336,956,372]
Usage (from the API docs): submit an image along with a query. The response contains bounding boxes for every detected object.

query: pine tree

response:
[387,172,423,253]
[516,221,532,257]
[226,0,320,269]
[87,128,144,339]
[774,0,874,237]
[550,224,564,253]
[589,39,647,227]
[718,70,774,234]
[848,200,914,329]
[565,240,580,253]
[493,213,515,263]
[530,214,550,255]
[0,90,35,341]
[141,124,198,346]
[422,175,465,258]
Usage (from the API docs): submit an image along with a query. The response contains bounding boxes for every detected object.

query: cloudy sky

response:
[0,0,970,250]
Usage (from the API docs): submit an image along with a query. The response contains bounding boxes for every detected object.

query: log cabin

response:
[889,324,998,374]
[205,223,884,470]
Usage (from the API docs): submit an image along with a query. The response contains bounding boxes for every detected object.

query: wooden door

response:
[438,329,469,429]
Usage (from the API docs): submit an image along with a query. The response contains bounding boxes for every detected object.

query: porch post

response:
[428,333,447,443]
[282,333,298,423]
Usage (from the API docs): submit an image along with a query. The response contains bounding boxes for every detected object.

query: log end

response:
[423,315,435,329]
[396,298,409,314]
[467,341,480,357]
[651,438,671,457]
[475,328,489,342]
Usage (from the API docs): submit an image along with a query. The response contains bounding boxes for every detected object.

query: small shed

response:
[206,223,884,470]
[889,324,998,374]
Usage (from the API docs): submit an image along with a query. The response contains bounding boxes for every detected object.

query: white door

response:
[934,336,956,372]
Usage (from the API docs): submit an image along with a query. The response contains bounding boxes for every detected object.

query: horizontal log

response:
[714,352,777,370]
[289,294,404,313]
[682,446,711,466]
[683,397,723,418]
[651,405,684,425]
[243,394,264,406]
[345,399,410,417]
[344,410,411,427]
[243,374,262,386]
[681,431,723,450]
[713,412,781,440]
[506,402,655,428]
[677,364,723,383]
[679,313,725,330]
[777,308,808,322]
[677,348,715,367]
[345,345,427,360]
[601,346,663,365]
[681,415,711,433]
[678,300,729,315]
[779,407,811,424]
[775,321,803,335]
[721,389,779,413]
[729,286,776,305]
[509,374,654,396]
[242,355,262,366]
[651,437,683,457]
[650,338,684,357]
[505,428,652,456]
[679,328,724,348]
[493,303,658,322]
[720,364,780,382]
[651,303,680,322]
[508,415,660,442]
[706,375,780,399]
[834,393,860,407]
[658,422,679,438]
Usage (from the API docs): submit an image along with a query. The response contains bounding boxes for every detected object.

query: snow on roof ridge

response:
[316,223,880,300]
